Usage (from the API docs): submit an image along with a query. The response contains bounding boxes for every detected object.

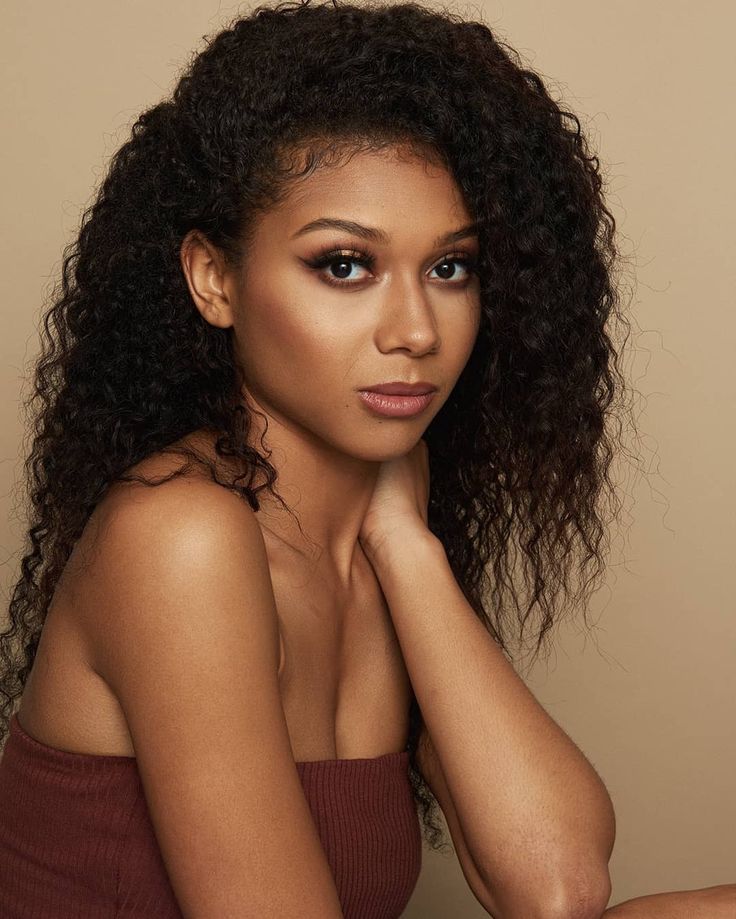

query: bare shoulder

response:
[73,447,266,637]
[69,447,344,916]
[77,465,279,736]
[70,429,248,590]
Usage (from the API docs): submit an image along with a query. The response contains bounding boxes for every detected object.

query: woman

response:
[0,0,733,916]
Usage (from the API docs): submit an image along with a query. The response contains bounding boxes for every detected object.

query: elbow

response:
[545,870,613,919]
[489,869,612,919]
[545,797,616,918]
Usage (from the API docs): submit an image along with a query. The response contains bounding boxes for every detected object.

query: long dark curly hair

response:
[1,0,636,851]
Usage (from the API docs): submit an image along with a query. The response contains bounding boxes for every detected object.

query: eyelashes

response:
[303,246,478,289]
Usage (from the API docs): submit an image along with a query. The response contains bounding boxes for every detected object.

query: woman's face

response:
[198,145,481,462]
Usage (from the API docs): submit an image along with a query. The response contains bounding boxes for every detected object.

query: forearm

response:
[365,529,615,908]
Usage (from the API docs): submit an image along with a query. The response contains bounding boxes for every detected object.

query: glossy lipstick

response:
[358,381,437,418]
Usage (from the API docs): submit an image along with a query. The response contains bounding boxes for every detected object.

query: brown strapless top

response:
[0,713,422,918]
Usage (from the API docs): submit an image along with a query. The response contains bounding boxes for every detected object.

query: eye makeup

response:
[302,246,478,289]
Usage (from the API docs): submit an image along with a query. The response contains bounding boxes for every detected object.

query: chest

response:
[18,536,414,763]
[266,546,414,761]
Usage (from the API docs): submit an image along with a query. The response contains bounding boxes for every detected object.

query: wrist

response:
[361,525,444,575]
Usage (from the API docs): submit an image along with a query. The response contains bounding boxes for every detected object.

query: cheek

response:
[234,290,355,399]
[446,297,481,361]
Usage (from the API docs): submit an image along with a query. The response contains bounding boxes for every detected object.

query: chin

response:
[337,430,428,463]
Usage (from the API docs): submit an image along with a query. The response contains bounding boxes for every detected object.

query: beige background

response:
[2,0,734,913]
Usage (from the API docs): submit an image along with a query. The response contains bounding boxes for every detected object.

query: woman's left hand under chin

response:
[358,437,432,556]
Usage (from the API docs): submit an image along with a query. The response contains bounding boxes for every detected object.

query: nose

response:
[374,276,441,355]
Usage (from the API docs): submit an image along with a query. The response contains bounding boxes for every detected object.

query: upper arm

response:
[81,478,344,919]
[416,724,503,916]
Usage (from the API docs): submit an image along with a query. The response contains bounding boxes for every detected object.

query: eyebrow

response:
[290,217,480,248]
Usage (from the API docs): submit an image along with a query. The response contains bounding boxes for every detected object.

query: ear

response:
[179,229,236,329]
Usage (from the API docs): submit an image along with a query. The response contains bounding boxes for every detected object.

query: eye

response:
[303,247,478,288]
[304,248,375,287]
[429,255,477,283]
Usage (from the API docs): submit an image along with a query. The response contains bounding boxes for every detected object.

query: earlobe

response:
[179,230,235,329]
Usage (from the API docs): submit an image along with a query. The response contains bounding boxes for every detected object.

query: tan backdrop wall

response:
[2,1,733,913]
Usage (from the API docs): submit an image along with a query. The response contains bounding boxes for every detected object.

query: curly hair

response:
[1,0,635,852]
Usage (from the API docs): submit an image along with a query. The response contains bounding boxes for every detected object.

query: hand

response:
[358,438,431,556]
[603,884,736,919]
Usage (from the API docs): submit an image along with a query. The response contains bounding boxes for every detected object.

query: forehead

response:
[265,144,472,230]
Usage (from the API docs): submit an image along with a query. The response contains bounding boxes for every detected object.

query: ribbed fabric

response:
[0,713,421,918]
[293,754,422,917]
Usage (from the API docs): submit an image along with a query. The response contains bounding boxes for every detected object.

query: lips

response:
[360,381,437,396]
[358,389,436,418]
